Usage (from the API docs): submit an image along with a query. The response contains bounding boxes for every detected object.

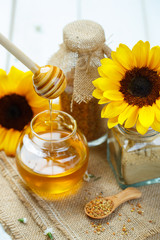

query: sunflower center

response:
[129,76,152,97]
[8,104,22,119]
[0,94,33,131]
[120,67,160,107]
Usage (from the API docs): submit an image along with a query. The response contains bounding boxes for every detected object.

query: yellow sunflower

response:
[0,66,58,156]
[92,40,160,135]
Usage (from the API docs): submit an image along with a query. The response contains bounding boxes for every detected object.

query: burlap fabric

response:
[0,143,160,240]
[48,20,112,104]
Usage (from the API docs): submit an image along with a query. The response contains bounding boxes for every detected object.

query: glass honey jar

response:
[16,110,88,197]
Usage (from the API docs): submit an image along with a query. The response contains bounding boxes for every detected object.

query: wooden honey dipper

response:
[0,33,66,99]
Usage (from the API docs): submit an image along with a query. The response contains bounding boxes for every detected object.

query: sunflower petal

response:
[152,104,160,122]
[0,70,8,97]
[0,127,7,149]
[157,66,160,75]
[118,105,133,125]
[0,80,8,97]
[93,77,120,91]
[5,129,20,156]
[136,118,149,135]
[138,106,155,128]
[8,66,26,86]
[0,69,7,77]
[124,106,139,128]
[92,89,103,99]
[151,118,160,132]
[100,58,114,66]
[16,71,33,95]
[98,97,110,104]
[108,116,119,128]
[101,101,128,118]
[147,46,160,71]
[27,92,48,107]
[156,99,160,109]
[132,40,150,68]
[103,90,124,101]
[98,62,124,80]
[111,44,134,70]
[101,104,108,118]
[0,128,20,156]
[100,57,125,75]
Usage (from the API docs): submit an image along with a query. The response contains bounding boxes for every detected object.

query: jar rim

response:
[117,124,159,139]
[30,110,77,142]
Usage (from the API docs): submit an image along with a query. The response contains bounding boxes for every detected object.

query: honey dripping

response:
[0,33,88,196]
[16,66,88,196]
[49,99,53,156]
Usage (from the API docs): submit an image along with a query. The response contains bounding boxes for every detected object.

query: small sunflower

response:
[0,66,55,156]
[93,40,160,135]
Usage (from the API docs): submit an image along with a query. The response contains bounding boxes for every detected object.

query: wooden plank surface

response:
[0,0,160,72]
[81,0,147,50]
[0,0,13,70]
[7,0,77,71]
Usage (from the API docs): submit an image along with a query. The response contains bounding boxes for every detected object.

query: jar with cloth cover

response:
[49,20,112,146]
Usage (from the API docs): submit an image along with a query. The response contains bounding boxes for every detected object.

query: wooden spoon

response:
[85,187,142,219]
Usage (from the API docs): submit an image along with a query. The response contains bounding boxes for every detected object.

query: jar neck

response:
[30,110,77,144]
[117,125,159,141]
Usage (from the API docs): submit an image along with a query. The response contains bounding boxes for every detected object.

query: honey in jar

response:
[16,110,88,197]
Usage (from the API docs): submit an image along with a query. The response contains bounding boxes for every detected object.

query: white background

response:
[0,0,160,73]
